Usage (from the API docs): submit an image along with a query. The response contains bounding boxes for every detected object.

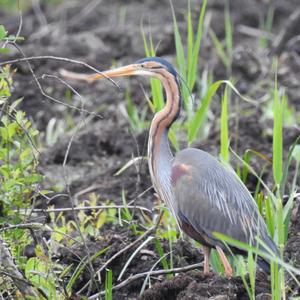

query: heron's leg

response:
[216,246,233,278]
[203,246,211,274]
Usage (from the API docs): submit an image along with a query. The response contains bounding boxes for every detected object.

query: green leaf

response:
[0,148,8,159]
[7,122,17,139]
[9,97,23,114]
[24,173,43,184]
[15,110,25,123]
[30,129,39,136]
[0,127,9,141]
[0,48,9,54]
[0,25,7,40]
[0,166,9,178]
[20,148,31,161]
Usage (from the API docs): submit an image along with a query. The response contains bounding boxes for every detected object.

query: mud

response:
[1,0,300,298]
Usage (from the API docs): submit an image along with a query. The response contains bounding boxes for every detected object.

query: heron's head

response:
[61,57,178,83]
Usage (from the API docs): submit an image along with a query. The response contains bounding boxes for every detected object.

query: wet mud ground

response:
[1,0,300,299]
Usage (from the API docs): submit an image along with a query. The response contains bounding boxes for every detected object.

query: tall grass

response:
[141,26,179,150]
[171,0,209,145]
[141,30,164,112]
[259,5,274,48]
[139,4,299,299]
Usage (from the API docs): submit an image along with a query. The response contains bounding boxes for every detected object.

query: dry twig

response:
[0,55,118,87]
[28,205,152,214]
[271,8,300,55]
[77,212,163,295]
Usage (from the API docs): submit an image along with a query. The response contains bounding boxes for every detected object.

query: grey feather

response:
[172,148,278,255]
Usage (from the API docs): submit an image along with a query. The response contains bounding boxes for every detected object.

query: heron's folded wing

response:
[172,159,266,248]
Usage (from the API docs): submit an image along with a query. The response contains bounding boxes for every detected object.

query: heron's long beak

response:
[60,64,142,83]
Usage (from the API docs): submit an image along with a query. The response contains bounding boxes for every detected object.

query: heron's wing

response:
[171,149,271,251]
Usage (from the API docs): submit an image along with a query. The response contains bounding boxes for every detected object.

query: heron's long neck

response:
[148,71,181,205]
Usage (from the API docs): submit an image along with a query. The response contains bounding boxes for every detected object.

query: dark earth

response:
[1,0,300,299]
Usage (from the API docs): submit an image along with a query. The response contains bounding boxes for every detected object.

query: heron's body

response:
[173,149,277,256]
[62,56,279,276]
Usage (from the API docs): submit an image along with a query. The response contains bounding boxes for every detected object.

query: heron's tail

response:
[257,256,271,274]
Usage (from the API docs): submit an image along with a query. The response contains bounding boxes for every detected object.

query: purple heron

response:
[61,57,279,277]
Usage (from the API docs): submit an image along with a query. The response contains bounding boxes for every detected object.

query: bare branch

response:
[0,222,46,231]
[0,55,119,88]
[26,205,152,214]
[7,44,103,118]
[77,211,163,294]
[271,8,300,55]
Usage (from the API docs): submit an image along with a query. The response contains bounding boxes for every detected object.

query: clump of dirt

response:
[139,271,270,300]
[57,225,202,298]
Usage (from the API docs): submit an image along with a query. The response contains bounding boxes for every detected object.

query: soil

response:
[1,0,300,299]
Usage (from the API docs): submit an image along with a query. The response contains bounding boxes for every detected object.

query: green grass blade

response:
[140,249,172,294]
[280,135,300,196]
[154,239,170,274]
[210,249,224,273]
[273,81,283,186]
[213,232,300,276]
[168,128,179,152]
[188,80,223,144]
[265,195,274,237]
[141,27,164,111]
[170,0,186,78]
[118,236,154,281]
[247,250,256,299]
[150,79,164,111]
[220,87,229,161]
[141,26,150,57]
[67,246,109,291]
[105,268,113,300]
[276,196,284,250]
[241,150,251,182]
[224,3,233,61]
[188,0,207,89]
[209,29,230,70]
[187,0,194,74]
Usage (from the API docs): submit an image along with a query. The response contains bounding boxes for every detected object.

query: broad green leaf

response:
[0,25,7,40]
[0,48,9,54]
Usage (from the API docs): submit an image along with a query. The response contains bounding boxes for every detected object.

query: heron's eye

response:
[140,64,145,68]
